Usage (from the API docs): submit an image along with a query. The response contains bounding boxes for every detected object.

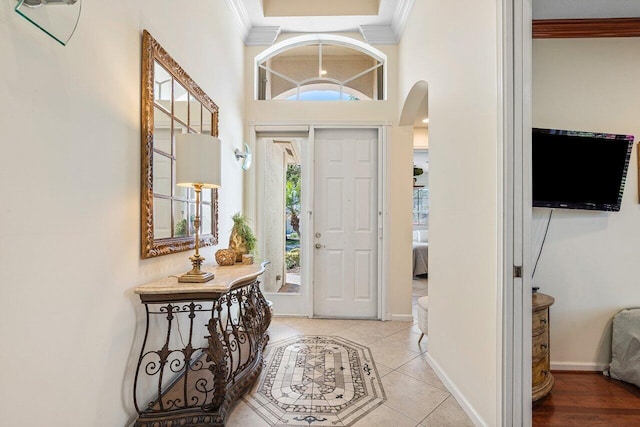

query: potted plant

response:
[229,213,257,263]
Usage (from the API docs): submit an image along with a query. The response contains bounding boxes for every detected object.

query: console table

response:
[132,262,271,426]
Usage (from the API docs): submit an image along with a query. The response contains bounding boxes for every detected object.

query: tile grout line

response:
[392,353,452,393]
[417,394,451,426]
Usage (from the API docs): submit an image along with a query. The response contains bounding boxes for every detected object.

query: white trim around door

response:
[500,0,532,426]
[249,123,389,321]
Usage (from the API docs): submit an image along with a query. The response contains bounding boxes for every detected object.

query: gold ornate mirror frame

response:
[141,30,219,259]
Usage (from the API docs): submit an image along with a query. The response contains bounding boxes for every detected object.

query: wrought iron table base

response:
[135,349,265,426]
[133,268,271,427]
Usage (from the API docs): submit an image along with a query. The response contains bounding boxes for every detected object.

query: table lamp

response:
[175,133,222,283]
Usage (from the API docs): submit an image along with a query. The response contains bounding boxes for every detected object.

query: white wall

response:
[532,38,640,370]
[414,127,429,149]
[245,36,414,319]
[0,1,246,425]
[399,1,502,425]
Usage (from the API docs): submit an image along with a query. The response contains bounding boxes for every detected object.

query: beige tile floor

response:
[227,277,473,426]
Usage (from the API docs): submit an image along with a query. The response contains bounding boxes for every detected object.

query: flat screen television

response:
[532,128,634,211]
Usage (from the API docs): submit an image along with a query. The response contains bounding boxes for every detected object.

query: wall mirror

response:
[141,30,219,258]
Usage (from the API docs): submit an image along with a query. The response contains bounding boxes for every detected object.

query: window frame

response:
[254,34,387,101]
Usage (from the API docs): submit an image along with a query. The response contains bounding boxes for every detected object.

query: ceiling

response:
[532,0,640,20]
[227,0,639,126]
[242,0,398,33]
[229,0,640,46]
[228,0,413,45]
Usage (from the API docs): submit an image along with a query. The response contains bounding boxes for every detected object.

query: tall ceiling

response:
[227,0,415,45]
[244,0,398,32]
[228,0,640,46]
[227,0,639,127]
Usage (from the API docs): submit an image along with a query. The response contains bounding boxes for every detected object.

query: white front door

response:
[313,128,378,318]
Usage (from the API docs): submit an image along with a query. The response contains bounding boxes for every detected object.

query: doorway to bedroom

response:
[412,147,429,307]
[401,81,430,322]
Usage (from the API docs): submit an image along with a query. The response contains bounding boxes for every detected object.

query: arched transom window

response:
[255,35,387,101]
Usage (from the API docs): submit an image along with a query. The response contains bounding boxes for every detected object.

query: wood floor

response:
[533,371,640,426]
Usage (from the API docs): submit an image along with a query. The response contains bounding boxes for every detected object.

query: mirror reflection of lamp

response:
[175,134,222,283]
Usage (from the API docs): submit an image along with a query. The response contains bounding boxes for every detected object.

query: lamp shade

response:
[175,134,222,188]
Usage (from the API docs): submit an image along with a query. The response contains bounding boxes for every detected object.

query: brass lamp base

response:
[178,271,215,283]
[178,253,215,283]
[178,270,215,283]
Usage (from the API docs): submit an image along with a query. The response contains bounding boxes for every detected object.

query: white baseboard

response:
[551,361,608,372]
[272,314,309,318]
[388,313,414,322]
[425,353,486,427]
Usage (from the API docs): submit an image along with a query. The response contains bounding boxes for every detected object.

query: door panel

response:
[313,128,378,318]
[325,249,344,299]
[354,250,373,300]
[355,178,373,230]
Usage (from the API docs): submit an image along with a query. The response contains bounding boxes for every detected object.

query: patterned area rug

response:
[244,335,386,426]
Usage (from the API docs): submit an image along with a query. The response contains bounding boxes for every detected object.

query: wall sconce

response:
[234,143,252,171]
[175,134,222,283]
[15,0,82,46]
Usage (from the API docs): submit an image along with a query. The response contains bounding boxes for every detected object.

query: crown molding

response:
[224,0,252,40]
[232,0,418,46]
[362,0,416,44]
[246,26,282,46]
[390,0,416,43]
[360,25,397,45]
[533,18,640,38]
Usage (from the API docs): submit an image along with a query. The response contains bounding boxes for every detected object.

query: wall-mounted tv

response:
[532,128,634,212]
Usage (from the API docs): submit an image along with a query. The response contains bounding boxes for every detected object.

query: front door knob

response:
[315,243,322,249]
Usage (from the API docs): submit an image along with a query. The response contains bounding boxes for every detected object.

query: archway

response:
[399,80,428,126]
[400,81,430,337]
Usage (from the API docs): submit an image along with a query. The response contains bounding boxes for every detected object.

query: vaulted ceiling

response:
[227,0,416,45]
[227,0,639,128]
[227,0,640,46]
